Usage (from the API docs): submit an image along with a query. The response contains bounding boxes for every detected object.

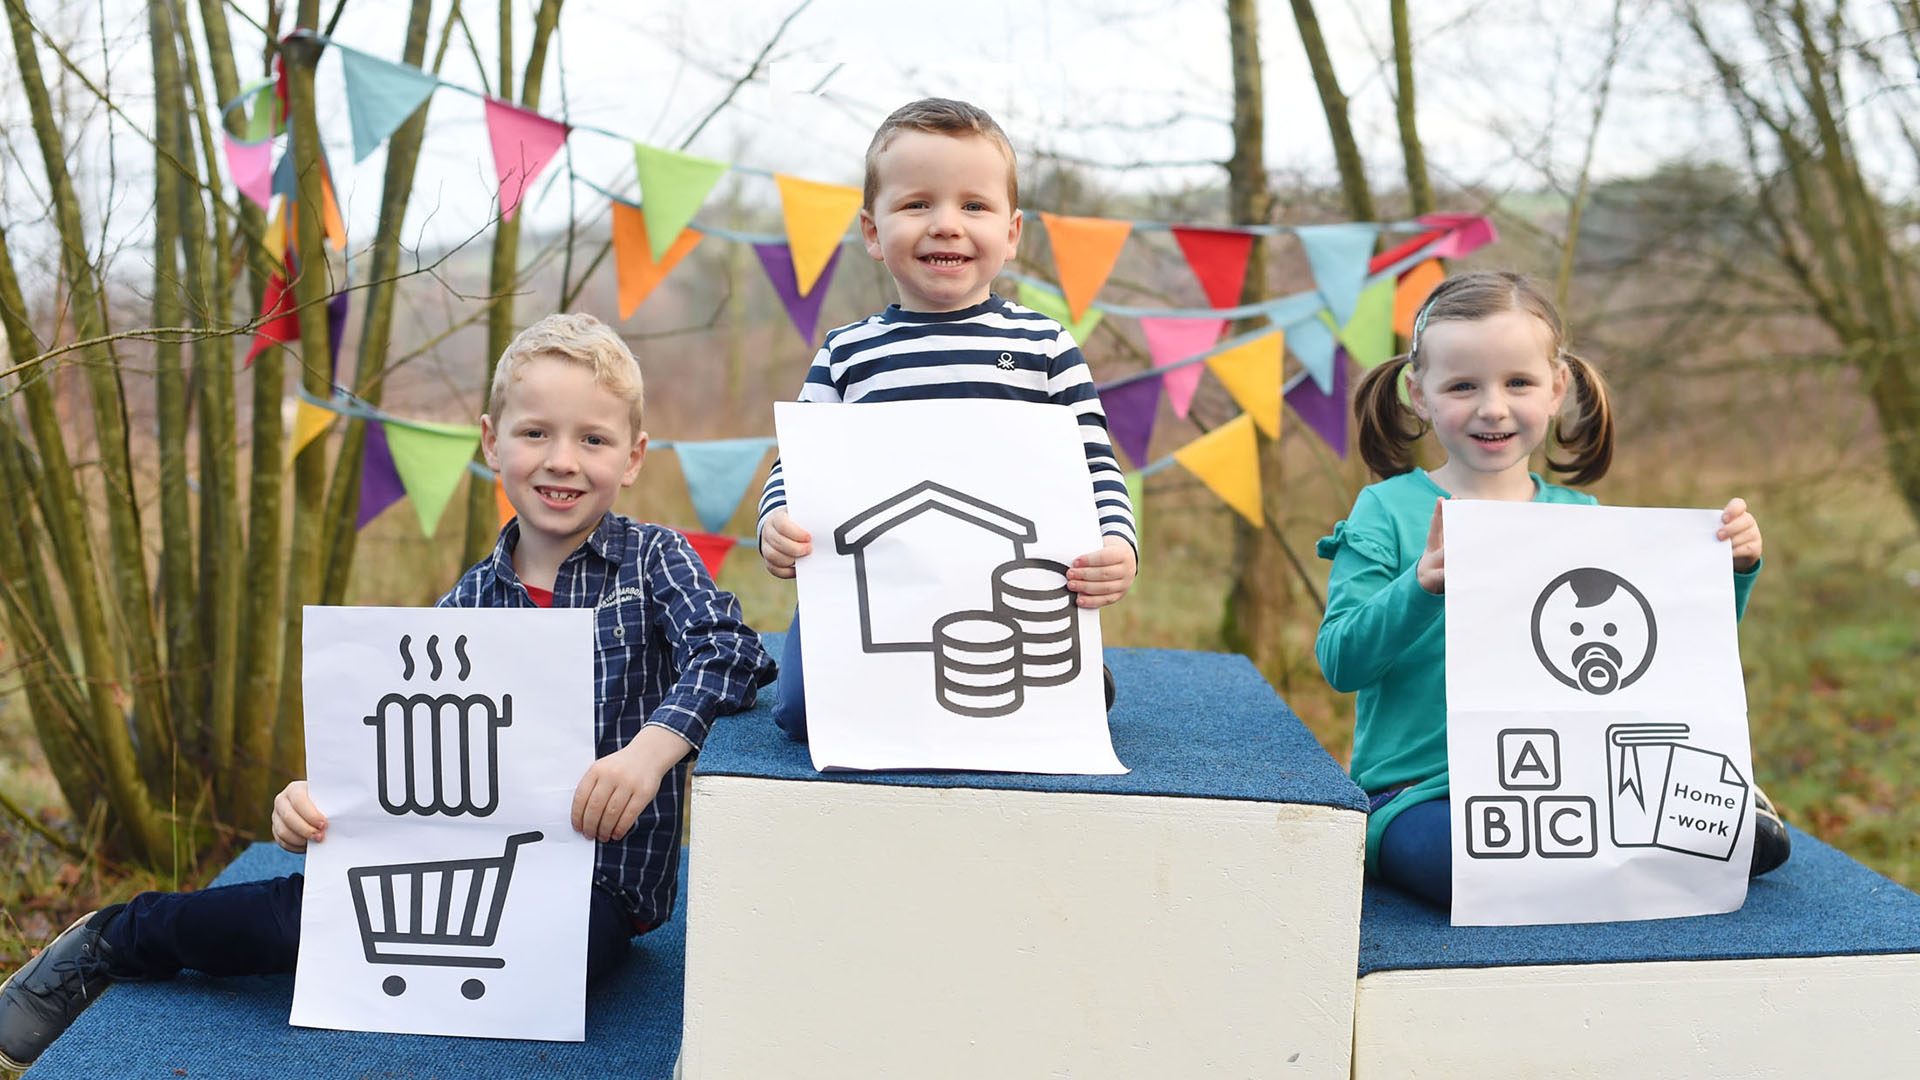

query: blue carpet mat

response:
[28,843,685,1079]
[1359,825,1920,975]
[706,639,1369,811]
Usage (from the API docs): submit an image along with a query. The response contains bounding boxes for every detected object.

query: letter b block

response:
[1465,796,1529,859]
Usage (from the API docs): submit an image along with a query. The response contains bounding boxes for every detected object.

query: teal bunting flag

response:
[338,44,442,161]
[1296,223,1380,326]
[674,437,775,534]
[1285,310,1340,394]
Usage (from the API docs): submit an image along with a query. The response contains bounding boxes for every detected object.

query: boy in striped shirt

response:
[756,98,1137,739]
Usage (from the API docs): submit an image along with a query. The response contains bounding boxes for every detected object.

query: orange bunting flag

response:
[290,399,335,458]
[1173,413,1262,526]
[1205,332,1285,438]
[774,174,862,298]
[317,163,347,251]
[494,476,515,530]
[679,530,737,578]
[610,201,703,318]
[1394,259,1445,337]
[1039,212,1131,321]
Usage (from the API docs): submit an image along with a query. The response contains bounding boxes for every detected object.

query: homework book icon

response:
[835,482,1083,718]
[1607,723,1748,861]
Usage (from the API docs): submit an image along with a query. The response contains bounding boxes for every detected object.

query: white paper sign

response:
[1444,502,1754,925]
[293,606,596,1040]
[777,399,1126,774]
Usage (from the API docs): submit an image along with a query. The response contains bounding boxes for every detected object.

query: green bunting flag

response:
[1334,276,1396,368]
[381,419,481,537]
[632,144,729,261]
[1016,282,1105,343]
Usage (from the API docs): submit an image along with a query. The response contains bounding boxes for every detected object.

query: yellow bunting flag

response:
[1173,413,1262,526]
[1394,259,1445,337]
[290,399,335,458]
[610,202,703,318]
[264,197,290,264]
[1205,331,1285,438]
[494,476,515,530]
[1039,212,1131,321]
[774,174,862,298]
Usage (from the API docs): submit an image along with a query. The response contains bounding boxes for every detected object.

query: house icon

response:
[834,481,1037,653]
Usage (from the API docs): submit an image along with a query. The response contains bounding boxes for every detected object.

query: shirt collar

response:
[486,513,625,587]
[878,293,1004,324]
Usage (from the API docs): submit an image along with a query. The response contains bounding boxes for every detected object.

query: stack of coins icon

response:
[992,559,1081,687]
[931,611,1025,718]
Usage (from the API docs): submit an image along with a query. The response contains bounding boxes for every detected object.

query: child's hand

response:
[1067,536,1137,609]
[1416,500,1446,595]
[271,780,327,854]
[759,509,812,579]
[571,727,691,843]
[1718,497,1763,572]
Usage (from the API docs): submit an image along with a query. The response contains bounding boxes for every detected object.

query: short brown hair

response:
[863,97,1017,210]
[488,312,645,433]
[1353,270,1615,485]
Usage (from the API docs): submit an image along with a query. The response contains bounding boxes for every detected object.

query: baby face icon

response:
[1529,567,1657,695]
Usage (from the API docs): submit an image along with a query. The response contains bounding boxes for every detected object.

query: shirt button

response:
[613,626,625,638]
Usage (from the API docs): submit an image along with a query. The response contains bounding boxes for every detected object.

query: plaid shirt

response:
[439,512,775,928]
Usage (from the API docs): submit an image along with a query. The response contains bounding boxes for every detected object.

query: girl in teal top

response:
[1314,271,1778,909]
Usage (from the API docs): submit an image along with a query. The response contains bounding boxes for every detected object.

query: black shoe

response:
[1102,664,1116,712]
[0,908,119,1069]
[1749,787,1791,878]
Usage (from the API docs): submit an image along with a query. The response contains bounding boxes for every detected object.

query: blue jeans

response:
[772,612,809,742]
[103,872,640,984]
[1372,793,1453,910]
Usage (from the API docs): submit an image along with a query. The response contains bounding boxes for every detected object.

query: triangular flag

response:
[1099,376,1162,470]
[1285,309,1339,393]
[1139,316,1225,419]
[610,201,703,318]
[755,242,842,346]
[1039,212,1131,321]
[272,140,295,198]
[327,287,349,381]
[291,399,334,458]
[1394,259,1445,337]
[337,45,441,162]
[1124,471,1145,541]
[633,144,728,261]
[1285,348,1350,458]
[1297,222,1379,325]
[245,263,299,366]
[1170,226,1255,310]
[1206,332,1285,438]
[1336,276,1396,369]
[1420,213,1497,259]
[243,80,280,141]
[1371,228,1448,274]
[317,159,347,250]
[773,174,861,298]
[1015,282,1104,343]
[356,420,406,529]
[263,197,290,264]
[382,419,482,537]
[681,530,736,579]
[1174,413,1262,526]
[225,134,274,209]
[494,476,515,530]
[674,437,773,535]
[484,98,570,220]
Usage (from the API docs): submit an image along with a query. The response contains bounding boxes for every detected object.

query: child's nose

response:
[545,442,579,472]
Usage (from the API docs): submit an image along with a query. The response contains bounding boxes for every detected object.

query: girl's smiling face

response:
[1409,308,1568,495]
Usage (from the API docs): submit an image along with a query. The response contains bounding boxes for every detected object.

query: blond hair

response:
[1353,270,1615,485]
[863,97,1017,210]
[488,312,644,432]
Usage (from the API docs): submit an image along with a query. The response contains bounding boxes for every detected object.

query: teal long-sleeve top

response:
[1314,469,1761,874]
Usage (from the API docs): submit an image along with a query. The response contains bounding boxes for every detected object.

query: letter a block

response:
[1497,728,1561,790]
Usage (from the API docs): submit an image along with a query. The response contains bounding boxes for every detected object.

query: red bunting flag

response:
[245,260,300,366]
[1170,227,1255,310]
[679,529,736,578]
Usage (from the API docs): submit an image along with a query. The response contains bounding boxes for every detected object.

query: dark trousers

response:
[103,873,639,985]
[772,612,809,742]
[1372,794,1455,909]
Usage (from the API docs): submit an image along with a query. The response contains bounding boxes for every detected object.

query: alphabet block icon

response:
[1498,728,1561,791]
[1464,796,1529,859]
[1535,796,1598,859]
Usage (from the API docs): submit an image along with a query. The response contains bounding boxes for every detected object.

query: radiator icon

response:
[364,634,513,817]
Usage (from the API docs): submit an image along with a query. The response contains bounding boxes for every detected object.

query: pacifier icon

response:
[1530,568,1657,696]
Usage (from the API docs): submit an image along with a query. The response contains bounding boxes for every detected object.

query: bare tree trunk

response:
[1389,0,1434,216]
[1288,0,1375,221]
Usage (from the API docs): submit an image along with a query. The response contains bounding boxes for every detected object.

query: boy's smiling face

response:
[860,130,1021,312]
[482,354,646,561]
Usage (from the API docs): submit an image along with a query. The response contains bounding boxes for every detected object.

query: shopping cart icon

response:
[346,830,543,1000]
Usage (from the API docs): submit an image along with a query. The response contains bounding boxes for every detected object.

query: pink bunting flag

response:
[1170,227,1255,310]
[484,98,569,220]
[1419,213,1498,260]
[1100,375,1163,470]
[224,134,275,210]
[1139,317,1226,419]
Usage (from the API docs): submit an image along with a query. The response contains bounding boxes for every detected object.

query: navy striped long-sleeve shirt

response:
[438,513,775,927]
[757,294,1138,552]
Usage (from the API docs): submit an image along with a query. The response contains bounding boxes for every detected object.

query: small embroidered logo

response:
[596,586,644,610]
[997,353,1016,370]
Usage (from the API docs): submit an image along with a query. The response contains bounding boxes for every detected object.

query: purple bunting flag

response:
[755,243,842,347]
[1285,348,1350,458]
[356,420,407,529]
[1100,375,1163,471]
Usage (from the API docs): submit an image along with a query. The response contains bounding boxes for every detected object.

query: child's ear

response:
[1006,208,1023,252]
[860,209,883,261]
[621,431,648,487]
[480,414,501,470]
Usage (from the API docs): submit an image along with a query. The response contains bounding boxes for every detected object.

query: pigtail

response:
[1354,355,1423,479]
[1547,351,1615,485]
